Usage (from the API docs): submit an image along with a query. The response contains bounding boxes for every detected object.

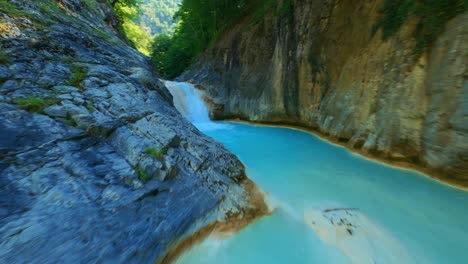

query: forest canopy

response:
[110,0,180,55]
[151,0,273,79]
[150,0,466,79]
[138,0,181,36]
[151,0,297,78]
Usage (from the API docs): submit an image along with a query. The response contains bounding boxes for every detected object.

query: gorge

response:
[0,0,467,263]
[167,81,468,264]
[181,0,468,188]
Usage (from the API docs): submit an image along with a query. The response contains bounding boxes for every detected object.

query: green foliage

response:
[280,0,292,15]
[150,35,173,77]
[108,0,140,49]
[91,27,118,45]
[280,0,294,23]
[373,0,467,54]
[250,0,277,25]
[122,18,153,55]
[14,96,58,113]
[151,0,252,78]
[0,0,29,17]
[372,0,414,39]
[136,166,150,182]
[83,0,95,10]
[109,0,177,55]
[92,27,109,39]
[0,0,57,27]
[35,0,61,15]
[150,0,295,78]
[144,146,167,160]
[151,33,196,78]
[0,0,15,10]
[86,102,95,112]
[109,0,139,20]
[138,0,181,36]
[0,49,9,64]
[68,65,88,90]
[65,117,78,127]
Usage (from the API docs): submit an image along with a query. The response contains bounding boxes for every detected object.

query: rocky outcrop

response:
[0,0,266,262]
[181,0,468,187]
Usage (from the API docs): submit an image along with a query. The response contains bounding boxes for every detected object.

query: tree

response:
[110,0,138,8]
[150,0,250,78]
[109,0,139,20]
[151,35,172,76]
[150,0,277,78]
[138,0,181,35]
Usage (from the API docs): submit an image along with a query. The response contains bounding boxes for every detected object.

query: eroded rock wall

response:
[0,1,265,262]
[182,0,468,186]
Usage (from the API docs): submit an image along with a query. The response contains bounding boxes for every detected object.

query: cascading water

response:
[166,81,468,264]
[164,81,213,128]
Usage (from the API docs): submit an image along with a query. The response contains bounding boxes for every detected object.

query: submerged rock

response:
[304,206,415,264]
[0,1,266,263]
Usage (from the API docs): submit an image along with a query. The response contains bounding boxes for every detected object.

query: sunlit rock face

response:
[181,0,468,187]
[0,1,265,262]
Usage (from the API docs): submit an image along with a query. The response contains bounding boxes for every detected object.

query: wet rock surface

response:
[0,1,264,262]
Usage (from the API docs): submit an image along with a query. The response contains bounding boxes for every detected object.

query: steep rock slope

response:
[0,0,266,262]
[182,0,468,187]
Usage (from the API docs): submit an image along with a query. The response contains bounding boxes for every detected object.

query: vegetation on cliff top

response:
[149,0,466,78]
[109,0,153,54]
[138,0,181,36]
[150,0,289,79]
[150,0,248,78]
[373,0,467,54]
[116,0,181,55]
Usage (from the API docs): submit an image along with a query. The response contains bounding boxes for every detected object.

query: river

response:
[165,81,468,264]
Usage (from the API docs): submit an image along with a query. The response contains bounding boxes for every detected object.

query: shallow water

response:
[166,82,468,264]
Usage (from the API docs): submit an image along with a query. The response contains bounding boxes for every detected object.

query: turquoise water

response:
[165,82,468,264]
[177,122,468,264]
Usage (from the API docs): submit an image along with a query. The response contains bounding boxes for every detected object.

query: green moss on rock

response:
[68,65,88,91]
[136,166,150,183]
[14,96,58,113]
[144,147,167,161]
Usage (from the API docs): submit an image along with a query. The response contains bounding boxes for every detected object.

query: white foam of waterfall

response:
[165,81,230,131]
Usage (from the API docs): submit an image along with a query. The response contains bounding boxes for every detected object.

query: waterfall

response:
[165,81,214,129]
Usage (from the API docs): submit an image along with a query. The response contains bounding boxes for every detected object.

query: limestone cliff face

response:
[182,0,468,186]
[0,0,266,262]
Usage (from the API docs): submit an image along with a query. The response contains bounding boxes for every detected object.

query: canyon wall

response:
[0,0,266,262]
[182,0,468,186]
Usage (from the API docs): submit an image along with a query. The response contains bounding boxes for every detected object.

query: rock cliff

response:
[0,0,266,262]
[182,0,468,187]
